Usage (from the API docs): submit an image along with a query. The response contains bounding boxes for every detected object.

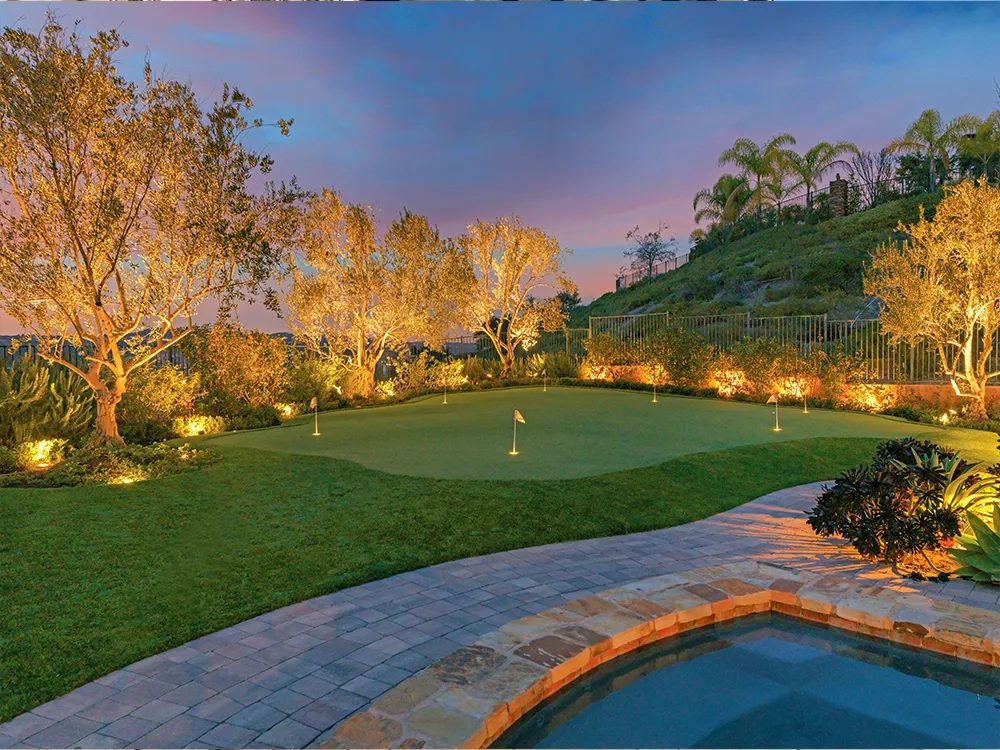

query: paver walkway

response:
[2,482,997,750]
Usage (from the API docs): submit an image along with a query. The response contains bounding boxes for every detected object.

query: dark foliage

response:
[806,438,963,564]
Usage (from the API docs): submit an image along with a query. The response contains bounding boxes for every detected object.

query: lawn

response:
[195,387,998,479]
[1,389,996,722]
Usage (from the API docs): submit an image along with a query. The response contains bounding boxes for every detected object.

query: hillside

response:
[571,194,942,325]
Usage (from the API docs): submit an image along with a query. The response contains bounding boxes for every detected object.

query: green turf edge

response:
[0,436,883,722]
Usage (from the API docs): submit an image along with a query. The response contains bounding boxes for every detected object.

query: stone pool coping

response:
[321,560,1000,750]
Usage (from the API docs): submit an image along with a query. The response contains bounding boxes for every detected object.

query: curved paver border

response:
[322,561,1000,749]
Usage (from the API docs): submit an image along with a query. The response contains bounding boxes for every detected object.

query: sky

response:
[2,2,1000,333]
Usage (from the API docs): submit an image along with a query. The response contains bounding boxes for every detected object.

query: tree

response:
[623,222,676,280]
[718,133,796,226]
[787,141,858,212]
[459,216,575,378]
[286,190,465,398]
[957,111,1000,183]
[692,174,750,240]
[885,109,979,192]
[864,179,1000,420]
[0,18,297,444]
[556,290,582,315]
[847,149,898,210]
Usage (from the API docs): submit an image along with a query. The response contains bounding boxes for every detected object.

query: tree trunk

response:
[957,337,988,421]
[500,349,514,379]
[929,155,936,193]
[94,389,124,446]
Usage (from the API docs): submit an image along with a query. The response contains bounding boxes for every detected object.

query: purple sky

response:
[2,2,1000,333]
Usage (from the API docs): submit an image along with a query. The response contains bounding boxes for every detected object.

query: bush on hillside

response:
[0,359,94,447]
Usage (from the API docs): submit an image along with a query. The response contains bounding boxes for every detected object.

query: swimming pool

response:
[494,613,1000,749]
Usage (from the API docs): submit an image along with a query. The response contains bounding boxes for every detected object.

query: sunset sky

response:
[2,2,1000,332]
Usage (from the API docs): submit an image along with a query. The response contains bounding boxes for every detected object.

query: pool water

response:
[494,614,1000,749]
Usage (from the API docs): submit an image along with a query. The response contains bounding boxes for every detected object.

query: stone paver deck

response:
[2,481,998,749]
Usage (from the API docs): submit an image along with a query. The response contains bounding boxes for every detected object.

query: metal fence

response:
[443,328,590,362]
[0,340,191,373]
[586,311,1000,385]
[615,254,690,292]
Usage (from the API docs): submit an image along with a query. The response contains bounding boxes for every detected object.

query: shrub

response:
[806,438,973,564]
[0,359,94,446]
[118,365,201,424]
[524,353,580,379]
[172,415,228,438]
[0,443,218,488]
[390,350,467,394]
[644,328,713,388]
[182,325,289,412]
[284,353,347,408]
[223,405,281,432]
[117,364,203,444]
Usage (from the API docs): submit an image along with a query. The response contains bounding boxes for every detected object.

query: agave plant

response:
[889,448,1000,530]
[949,505,1000,584]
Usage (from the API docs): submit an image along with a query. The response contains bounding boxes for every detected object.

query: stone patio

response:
[1,481,997,749]
[319,562,1000,749]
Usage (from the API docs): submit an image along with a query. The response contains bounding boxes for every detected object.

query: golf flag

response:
[310,396,318,408]
[767,395,778,404]
[514,409,525,424]
[540,369,546,377]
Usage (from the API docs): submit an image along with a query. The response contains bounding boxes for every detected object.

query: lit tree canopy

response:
[0,18,297,444]
[864,178,1000,420]
[286,189,467,397]
[458,216,575,378]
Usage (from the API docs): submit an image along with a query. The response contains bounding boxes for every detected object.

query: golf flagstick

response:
[542,369,547,392]
[311,396,320,436]
[510,409,525,455]
[767,394,780,432]
[443,380,448,405]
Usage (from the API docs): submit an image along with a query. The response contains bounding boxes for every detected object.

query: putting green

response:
[197,387,998,480]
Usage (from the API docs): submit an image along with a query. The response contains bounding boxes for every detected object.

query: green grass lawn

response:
[196,387,998,479]
[1,389,997,722]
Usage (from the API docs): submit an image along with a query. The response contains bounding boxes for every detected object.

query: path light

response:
[510,409,525,456]
[767,394,781,432]
[938,409,957,424]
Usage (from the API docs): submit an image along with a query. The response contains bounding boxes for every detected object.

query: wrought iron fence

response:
[0,340,190,373]
[443,328,590,362]
[586,311,1000,385]
[615,254,690,292]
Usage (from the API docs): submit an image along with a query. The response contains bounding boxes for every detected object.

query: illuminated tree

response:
[0,18,296,444]
[865,179,1000,420]
[459,216,575,378]
[286,189,466,397]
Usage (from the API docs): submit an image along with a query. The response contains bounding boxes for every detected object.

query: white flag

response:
[767,395,778,404]
[514,409,525,424]
[310,396,318,408]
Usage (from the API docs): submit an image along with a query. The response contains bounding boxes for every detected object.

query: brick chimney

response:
[829,173,849,217]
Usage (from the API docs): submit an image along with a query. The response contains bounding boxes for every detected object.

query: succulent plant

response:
[949,504,1000,585]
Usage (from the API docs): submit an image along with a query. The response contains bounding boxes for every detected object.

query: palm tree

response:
[885,109,980,192]
[718,134,796,226]
[786,141,859,212]
[958,111,1000,183]
[692,174,751,231]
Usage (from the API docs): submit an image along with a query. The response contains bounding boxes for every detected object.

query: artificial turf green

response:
[2,436,890,722]
[200,387,999,478]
